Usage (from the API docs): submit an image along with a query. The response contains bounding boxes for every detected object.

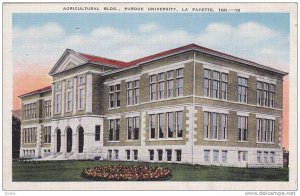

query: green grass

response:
[12,160,289,181]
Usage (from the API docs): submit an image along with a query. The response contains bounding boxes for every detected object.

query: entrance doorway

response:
[66,128,72,153]
[78,127,84,153]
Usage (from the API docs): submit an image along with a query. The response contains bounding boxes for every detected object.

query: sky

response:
[12,13,290,149]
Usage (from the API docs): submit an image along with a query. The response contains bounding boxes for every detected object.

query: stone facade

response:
[18,44,287,168]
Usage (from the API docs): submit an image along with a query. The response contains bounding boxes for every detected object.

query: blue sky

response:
[13,13,290,71]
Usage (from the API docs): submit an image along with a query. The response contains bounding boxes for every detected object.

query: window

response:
[167,71,174,98]
[204,112,227,140]
[212,71,220,98]
[108,119,120,141]
[176,68,184,96]
[95,125,101,141]
[109,84,120,108]
[238,77,248,103]
[55,94,61,113]
[158,113,164,138]
[24,102,37,119]
[257,82,263,106]
[66,90,72,112]
[257,118,275,143]
[221,73,228,99]
[78,87,85,110]
[158,150,163,161]
[166,149,172,161]
[222,150,227,163]
[264,151,268,163]
[43,126,51,143]
[108,150,112,160]
[126,150,131,160]
[204,150,210,162]
[44,100,51,118]
[158,73,165,100]
[257,151,262,163]
[133,117,139,140]
[238,116,248,141]
[128,116,139,140]
[167,112,174,138]
[149,150,154,161]
[258,82,275,107]
[149,114,156,139]
[176,150,182,162]
[150,75,157,101]
[238,151,247,162]
[176,111,183,137]
[133,150,138,160]
[134,81,139,104]
[204,69,211,97]
[213,150,219,162]
[126,82,133,105]
[270,152,275,163]
[114,150,119,160]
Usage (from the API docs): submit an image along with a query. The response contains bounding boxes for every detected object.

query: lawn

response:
[12,160,289,181]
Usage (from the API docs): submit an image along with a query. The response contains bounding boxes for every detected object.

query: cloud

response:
[13,21,289,72]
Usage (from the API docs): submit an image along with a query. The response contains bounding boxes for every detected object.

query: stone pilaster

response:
[86,73,93,113]
[61,80,66,117]
[73,76,77,115]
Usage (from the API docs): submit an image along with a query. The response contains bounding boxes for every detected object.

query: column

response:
[86,72,93,113]
[73,76,77,115]
[61,133,66,157]
[61,80,66,117]
[51,83,55,117]
[72,131,77,154]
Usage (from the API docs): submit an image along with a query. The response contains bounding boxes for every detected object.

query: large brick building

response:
[19,44,287,167]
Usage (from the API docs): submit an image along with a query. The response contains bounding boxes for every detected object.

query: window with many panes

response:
[66,90,72,112]
[257,81,275,107]
[133,150,138,160]
[158,113,164,138]
[149,150,154,161]
[149,114,156,139]
[238,151,247,162]
[166,149,172,161]
[24,102,37,119]
[204,69,211,97]
[109,84,121,108]
[212,71,220,98]
[157,150,163,161]
[55,93,61,113]
[204,69,228,100]
[43,126,51,143]
[176,68,184,96]
[176,150,182,162]
[238,116,248,141]
[126,82,134,105]
[176,111,183,137]
[158,73,165,100]
[238,77,248,103]
[204,150,210,162]
[108,119,120,141]
[257,151,262,163]
[204,112,227,140]
[126,150,131,160]
[108,150,112,160]
[114,150,119,160]
[23,127,37,144]
[257,118,275,143]
[133,80,139,104]
[167,112,174,138]
[167,71,174,98]
[126,116,139,140]
[44,100,51,118]
[150,75,157,101]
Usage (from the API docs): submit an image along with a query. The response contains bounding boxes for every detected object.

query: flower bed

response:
[81,165,172,181]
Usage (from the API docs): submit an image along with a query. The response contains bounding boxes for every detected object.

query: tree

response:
[12,115,21,159]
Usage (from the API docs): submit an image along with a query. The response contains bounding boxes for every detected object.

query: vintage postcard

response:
[2,2,298,192]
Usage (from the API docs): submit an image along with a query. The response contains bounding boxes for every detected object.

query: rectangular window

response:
[166,149,172,161]
[257,151,262,163]
[115,119,120,141]
[108,119,120,141]
[114,150,119,160]
[55,94,61,113]
[133,150,138,160]
[212,71,220,98]
[176,111,183,137]
[95,125,101,141]
[176,150,182,162]
[78,88,84,110]
[238,116,248,141]
[116,84,121,107]
[176,68,184,96]
[222,150,227,163]
[108,150,112,160]
[204,112,210,139]
[158,73,164,100]
[167,112,174,138]
[158,113,164,138]
[109,84,121,108]
[204,150,210,162]
[257,82,263,106]
[238,151,247,162]
[45,100,52,118]
[150,75,157,101]
[211,113,218,139]
[158,150,163,161]
[126,117,132,140]
[43,126,51,143]
[134,80,139,104]
[133,117,139,140]
[109,86,114,108]
[127,82,133,105]
[66,91,72,112]
[204,69,211,97]
[221,73,228,99]
[109,120,114,141]
[257,118,275,143]
[150,114,156,139]
[167,71,174,98]
[126,150,130,160]
[213,150,219,162]
[220,114,228,140]
[238,77,248,103]
[264,151,268,163]
[149,150,154,161]
[270,152,275,163]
